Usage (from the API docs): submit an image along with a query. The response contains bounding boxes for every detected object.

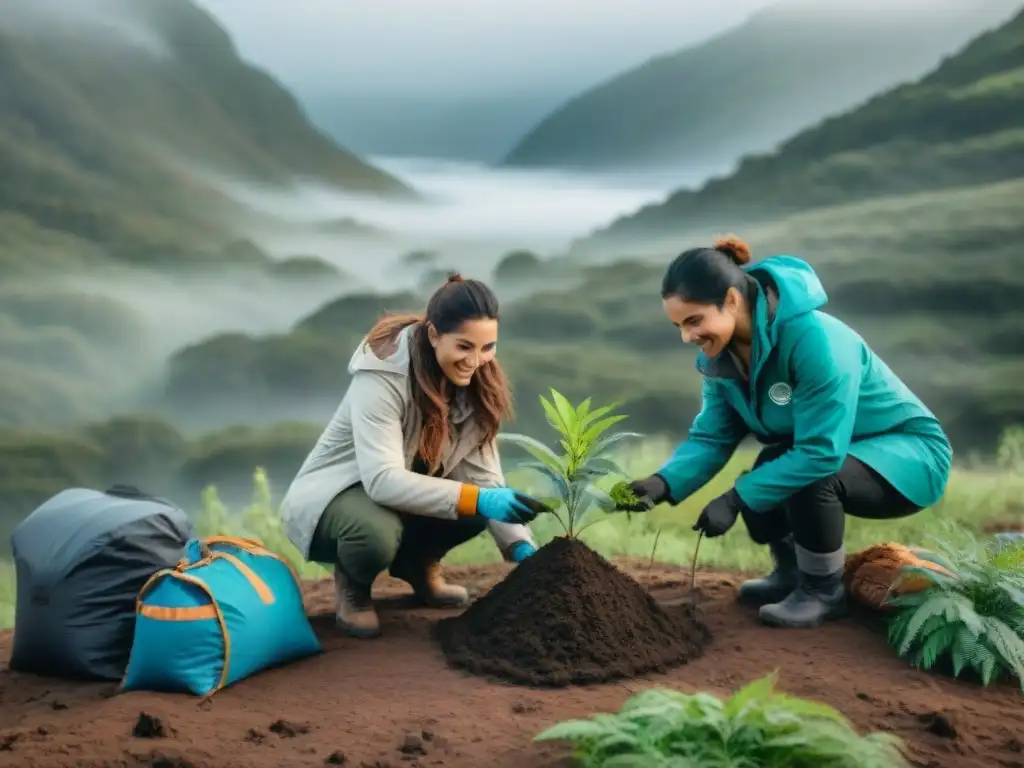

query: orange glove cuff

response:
[457,484,480,517]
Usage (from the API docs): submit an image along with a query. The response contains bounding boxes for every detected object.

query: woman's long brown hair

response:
[363,275,513,474]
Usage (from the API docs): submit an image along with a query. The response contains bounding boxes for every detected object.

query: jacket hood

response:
[747,254,828,334]
[347,321,415,376]
[346,322,474,424]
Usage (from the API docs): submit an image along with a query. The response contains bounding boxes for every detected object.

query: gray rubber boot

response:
[758,545,847,628]
[737,535,799,606]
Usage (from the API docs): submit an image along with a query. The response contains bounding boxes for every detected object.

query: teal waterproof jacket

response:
[656,255,952,513]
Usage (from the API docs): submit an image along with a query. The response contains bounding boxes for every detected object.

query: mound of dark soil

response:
[434,536,711,687]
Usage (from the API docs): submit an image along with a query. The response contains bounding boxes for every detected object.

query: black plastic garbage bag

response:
[9,485,193,680]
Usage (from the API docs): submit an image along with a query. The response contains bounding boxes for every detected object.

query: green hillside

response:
[576,4,1024,250]
[502,0,1020,171]
[0,176,1017,551]
[3,172,1023,558]
[0,0,411,276]
[154,169,1024,454]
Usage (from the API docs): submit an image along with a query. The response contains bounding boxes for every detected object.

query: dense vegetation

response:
[502,0,1019,171]
[0,0,411,278]
[577,5,1024,249]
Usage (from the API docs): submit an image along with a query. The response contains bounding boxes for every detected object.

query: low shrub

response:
[534,672,906,767]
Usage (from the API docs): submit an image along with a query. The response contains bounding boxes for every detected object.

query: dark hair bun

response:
[446,272,464,283]
[713,235,752,266]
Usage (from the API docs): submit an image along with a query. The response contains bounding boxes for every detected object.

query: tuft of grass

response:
[0,559,14,630]
[193,468,328,581]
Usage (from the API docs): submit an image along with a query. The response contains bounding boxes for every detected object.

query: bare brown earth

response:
[1,557,1021,768]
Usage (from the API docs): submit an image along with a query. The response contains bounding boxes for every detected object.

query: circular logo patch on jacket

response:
[768,382,793,406]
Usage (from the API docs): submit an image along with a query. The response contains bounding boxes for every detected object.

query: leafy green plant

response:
[885,529,1024,691]
[534,672,906,767]
[499,388,642,537]
[608,481,642,509]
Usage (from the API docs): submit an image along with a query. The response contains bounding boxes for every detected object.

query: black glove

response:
[613,475,670,512]
[692,488,746,538]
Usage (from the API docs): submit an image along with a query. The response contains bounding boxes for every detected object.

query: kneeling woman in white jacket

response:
[281,273,550,638]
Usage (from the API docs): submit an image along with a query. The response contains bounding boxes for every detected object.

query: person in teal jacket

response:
[617,236,952,629]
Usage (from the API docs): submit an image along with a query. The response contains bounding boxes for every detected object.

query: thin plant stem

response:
[551,509,571,537]
[574,515,605,538]
[648,528,662,572]
[567,499,581,537]
[690,530,704,609]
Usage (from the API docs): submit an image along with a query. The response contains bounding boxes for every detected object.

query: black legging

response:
[739,443,922,553]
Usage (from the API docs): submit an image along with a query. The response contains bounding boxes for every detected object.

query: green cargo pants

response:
[307,483,489,586]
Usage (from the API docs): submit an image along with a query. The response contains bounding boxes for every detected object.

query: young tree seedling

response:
[498,389,643,539]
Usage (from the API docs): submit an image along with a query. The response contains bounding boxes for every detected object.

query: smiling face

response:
[428,317,499,386]
[662,288,742,358]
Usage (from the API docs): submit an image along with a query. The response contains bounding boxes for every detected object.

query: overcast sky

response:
[193,0,779,96]
[188,0,1014,160]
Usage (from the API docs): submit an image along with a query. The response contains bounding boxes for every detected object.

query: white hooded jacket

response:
[280,322,536,560]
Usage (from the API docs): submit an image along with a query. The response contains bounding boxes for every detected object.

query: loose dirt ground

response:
[1,559,1021,768]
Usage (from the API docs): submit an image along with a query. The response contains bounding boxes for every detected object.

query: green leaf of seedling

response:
[589,431,645,459]
[539,394,568,436]
[512,461,570,498]
[587,485,617,512]
[574,397,593,423]
[580,455,629,477]
[497,432,564,473]
[550,388,579,434]
[582,414,630,446]
[578,402,618,430]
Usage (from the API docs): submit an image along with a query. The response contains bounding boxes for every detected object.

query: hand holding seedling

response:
[610,475,668,512]
[476,487,553,525]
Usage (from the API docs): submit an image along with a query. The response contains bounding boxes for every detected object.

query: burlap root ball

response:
[843,542,953,611]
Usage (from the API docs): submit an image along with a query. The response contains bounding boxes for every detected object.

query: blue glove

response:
[475,487,551,525]
[508,541,537,563]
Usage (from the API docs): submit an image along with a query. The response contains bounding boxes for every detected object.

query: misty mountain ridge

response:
[574,3,1024,253]
[502,0,1022,173]
[0,0,411,276]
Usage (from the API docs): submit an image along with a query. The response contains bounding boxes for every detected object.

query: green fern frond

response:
[887,528,1024,692]
[952,625,997,679]
[913,623,959,670]
[981,617,1024,688]
[895,592,978,656]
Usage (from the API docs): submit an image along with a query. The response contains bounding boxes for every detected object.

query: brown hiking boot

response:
[334,567,380,638]
[393,560,469,608]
